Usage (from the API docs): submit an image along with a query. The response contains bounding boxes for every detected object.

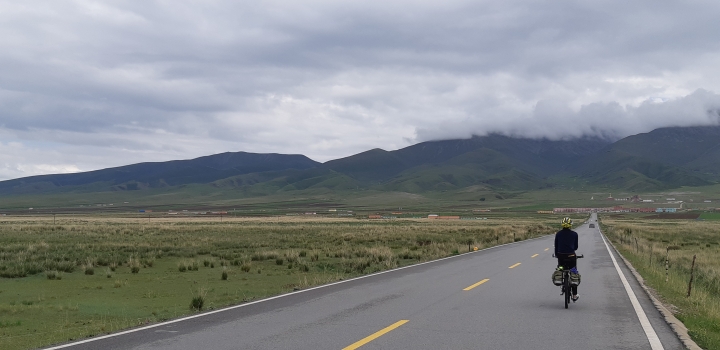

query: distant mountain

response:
[604,126,720,180]
[3,126,720,197]
[571,125,720,190]
[0,152,320,195]
[324,134,611,183]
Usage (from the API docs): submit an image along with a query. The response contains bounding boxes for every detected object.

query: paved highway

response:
[48,214,684,349]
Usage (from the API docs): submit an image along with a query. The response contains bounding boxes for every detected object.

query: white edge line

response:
[43,234,549,349]
[599,230,664,350]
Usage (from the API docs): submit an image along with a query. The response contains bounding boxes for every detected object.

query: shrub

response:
[178,263,187,272]
[46,270,59,280]
[84,265,95,275]
[275,259,284,265]
[131,266,140,274]
[221,267,228,280]
[190,296,204,311]
[105,268,113,278]
[240,263,251,273]
[203,259,210,267]
[190,289,206,311]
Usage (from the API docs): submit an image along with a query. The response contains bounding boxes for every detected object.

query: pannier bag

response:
[552,270,563,286]
[570,272,581,286]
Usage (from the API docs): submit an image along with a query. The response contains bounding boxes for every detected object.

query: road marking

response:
[600,233,664,350]
[42,236,550,350]
[509,263,521,268]
[531,254,539,258]
[463,278,489,291]
[544,248,549,251]
[343,320,409,350]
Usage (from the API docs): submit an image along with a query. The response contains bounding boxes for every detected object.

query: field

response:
[0,214,572,350]
[601,216,720,349]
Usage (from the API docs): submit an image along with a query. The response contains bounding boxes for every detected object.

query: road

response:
[48,214,684,350]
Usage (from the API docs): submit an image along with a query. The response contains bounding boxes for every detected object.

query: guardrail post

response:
[665,247,669,283]
[686,254,696,297]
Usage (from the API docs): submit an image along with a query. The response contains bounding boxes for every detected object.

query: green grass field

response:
[700,212,720,220]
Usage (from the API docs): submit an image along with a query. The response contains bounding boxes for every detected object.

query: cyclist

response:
[555,217,579,301]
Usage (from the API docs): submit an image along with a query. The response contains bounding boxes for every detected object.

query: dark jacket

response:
[554,228,579,255]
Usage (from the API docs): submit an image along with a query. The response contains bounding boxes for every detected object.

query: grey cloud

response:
[2,0,720,180]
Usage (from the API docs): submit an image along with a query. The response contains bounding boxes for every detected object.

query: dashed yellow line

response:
[463,278,489,291]
[342,320,409,350]
[544,248,549,251]
[509,263,521,269]
[531,254,539,258]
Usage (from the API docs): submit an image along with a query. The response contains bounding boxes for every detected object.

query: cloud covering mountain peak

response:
[2,0,720,180]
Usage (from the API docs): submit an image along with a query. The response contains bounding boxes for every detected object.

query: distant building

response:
[368,215,382,219]
[656,208,677,213]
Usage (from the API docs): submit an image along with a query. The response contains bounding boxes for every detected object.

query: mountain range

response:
[2,125,720,197]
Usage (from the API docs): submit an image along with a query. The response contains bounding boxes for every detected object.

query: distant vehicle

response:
[589,224,595,228]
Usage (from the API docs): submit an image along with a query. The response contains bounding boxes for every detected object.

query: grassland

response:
[601,215,720,349]
[0,214,572,350]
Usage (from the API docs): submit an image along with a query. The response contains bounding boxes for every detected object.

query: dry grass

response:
[0,216,555,278]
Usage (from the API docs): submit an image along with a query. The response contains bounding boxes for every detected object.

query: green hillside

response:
[2,126,720,210]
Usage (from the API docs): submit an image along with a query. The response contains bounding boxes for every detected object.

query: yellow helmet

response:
[561,217,573,228]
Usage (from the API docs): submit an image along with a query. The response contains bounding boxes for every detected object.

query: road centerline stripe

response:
[509,263,521,268]
[463,278,489,291]
[600,232,664,350]
[544,248,549,251]
[531,254,539,258]
[342,320,409,350]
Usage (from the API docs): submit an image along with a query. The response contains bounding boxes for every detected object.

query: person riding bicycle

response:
[555,217,580,301]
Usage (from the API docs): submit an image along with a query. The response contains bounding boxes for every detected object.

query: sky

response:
[2,0,720,181]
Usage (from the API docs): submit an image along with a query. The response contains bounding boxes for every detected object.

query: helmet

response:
[561,217,573,228]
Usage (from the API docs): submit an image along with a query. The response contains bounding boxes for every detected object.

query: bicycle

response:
[553,254,584,309]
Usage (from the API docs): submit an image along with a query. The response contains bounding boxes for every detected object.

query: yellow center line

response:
[509,262,521,269]
[463,278,489,291]
[531,254,539,258]
[544,248,549,251]
[342,320,409,350]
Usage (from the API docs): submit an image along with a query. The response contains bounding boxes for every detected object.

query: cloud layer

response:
[2,0,720,180]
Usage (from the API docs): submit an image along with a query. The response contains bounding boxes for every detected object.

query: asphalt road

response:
[48,214,684,350]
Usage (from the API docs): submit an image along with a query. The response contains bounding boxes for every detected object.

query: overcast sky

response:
[2,1,720,180]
